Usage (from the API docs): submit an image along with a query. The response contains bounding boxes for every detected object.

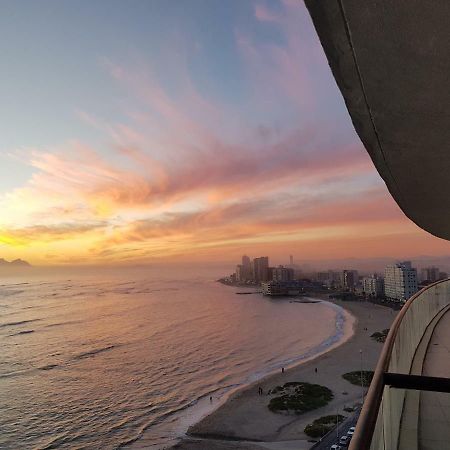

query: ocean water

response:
[0,267,347,449]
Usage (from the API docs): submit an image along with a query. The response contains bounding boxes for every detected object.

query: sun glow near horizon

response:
[1,0,449,266]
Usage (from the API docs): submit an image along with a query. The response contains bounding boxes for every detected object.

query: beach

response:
[174,299,395,450]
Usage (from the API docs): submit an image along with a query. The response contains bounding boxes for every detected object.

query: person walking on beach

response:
[209,396,212,402]
[281,367,285,373]
[315,367,318,374]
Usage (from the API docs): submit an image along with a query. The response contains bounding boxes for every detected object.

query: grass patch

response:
[304,414,346,438]
[342,371,374,387]
[370,329,389,343]
[268,382,333,415]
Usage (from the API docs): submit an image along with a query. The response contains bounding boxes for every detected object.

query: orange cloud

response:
[2,1,448,265]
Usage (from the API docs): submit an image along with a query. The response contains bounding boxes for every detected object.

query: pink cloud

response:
[237,1,324,110]
[254,4,281,23]
[17,127,372,217]
[102,185,405,248]
[1,4,398,264]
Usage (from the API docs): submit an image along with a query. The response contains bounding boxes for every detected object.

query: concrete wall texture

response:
[365,280,450,449]
[304,1,450,240]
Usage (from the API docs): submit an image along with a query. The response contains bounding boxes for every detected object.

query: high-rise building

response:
[289,255,294,265]
[242,255,251,267]
[235,264,243,282]
[420,266,440,282]
[273,265,294,282]
[317,270,342,287]
[253,257,269,283]
[317,271,331,282]
[384,261,418,302]
[363,274,384,297]
[343,270,359,289]
[241,255,252,281]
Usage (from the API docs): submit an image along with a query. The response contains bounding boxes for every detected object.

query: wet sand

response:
[175,299,395,450]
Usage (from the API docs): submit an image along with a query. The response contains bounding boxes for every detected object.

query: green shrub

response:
[268,382,333,414]
[304,414,346,438]
[342,371,374,387]
[370,328,389,343]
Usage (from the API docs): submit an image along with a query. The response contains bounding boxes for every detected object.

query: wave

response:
[9,330,35,336]
[38,364,60,371]
[1,343,121,379]
[72,344,118,361]
[0,369,33,379]
[44,320,82,328]
[0,319,41,328]
[0,289,25,297]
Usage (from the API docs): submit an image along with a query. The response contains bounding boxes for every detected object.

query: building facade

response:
[240,255,252,281]
[420,266,440,283]
[343,270,359,290]
[252,257,269,283]
[261,280,304,296]
[363,274,384,297]
[384,261,418,302]
[235,264,243,282]
[317,270,342,288]
[272,265,294,282]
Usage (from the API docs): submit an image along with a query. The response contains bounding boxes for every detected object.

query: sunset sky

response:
[1,0,449,266]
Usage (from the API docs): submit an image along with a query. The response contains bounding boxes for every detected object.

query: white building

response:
[384,261,418,302]
[363,274,384,297]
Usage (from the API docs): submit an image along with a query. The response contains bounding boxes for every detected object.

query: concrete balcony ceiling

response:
[305,0,450,240]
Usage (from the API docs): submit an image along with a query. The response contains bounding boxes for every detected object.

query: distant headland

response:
[0,258,31,268]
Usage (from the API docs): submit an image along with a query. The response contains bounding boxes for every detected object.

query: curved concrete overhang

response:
[304,1,450,240]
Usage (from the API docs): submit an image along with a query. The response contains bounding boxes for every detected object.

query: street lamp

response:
[360,349,364,406]
[336,408,339,439]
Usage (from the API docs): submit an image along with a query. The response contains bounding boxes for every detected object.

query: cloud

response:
[3,0,437,265]
[1,222,107,244]
[236,0,329,112]
[5,120,373,222]
[101,185,405,249]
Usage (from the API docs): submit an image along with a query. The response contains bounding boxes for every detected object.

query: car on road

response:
[339,435,350,447]
[330,445,342,450]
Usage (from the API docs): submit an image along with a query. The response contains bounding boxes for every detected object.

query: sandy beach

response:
[174,298,395,450]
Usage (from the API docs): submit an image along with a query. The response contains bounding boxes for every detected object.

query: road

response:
[312,409,360,450]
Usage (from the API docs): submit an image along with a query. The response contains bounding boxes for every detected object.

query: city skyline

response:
[1,0,450,266]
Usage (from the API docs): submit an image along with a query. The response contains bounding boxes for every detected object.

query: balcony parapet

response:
[349,278,450,450]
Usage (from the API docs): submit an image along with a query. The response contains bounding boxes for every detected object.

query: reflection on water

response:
[0,267,345,449]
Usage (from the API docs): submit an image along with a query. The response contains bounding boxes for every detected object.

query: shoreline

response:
[174,297,394,450]
[127,295,350,450]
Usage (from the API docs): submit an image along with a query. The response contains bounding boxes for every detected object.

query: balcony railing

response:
[349,278,450,450]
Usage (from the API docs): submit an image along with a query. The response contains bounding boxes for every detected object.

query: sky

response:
[0,0,449,266]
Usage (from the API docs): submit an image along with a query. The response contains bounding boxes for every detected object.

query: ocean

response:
[0,266,347,449]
